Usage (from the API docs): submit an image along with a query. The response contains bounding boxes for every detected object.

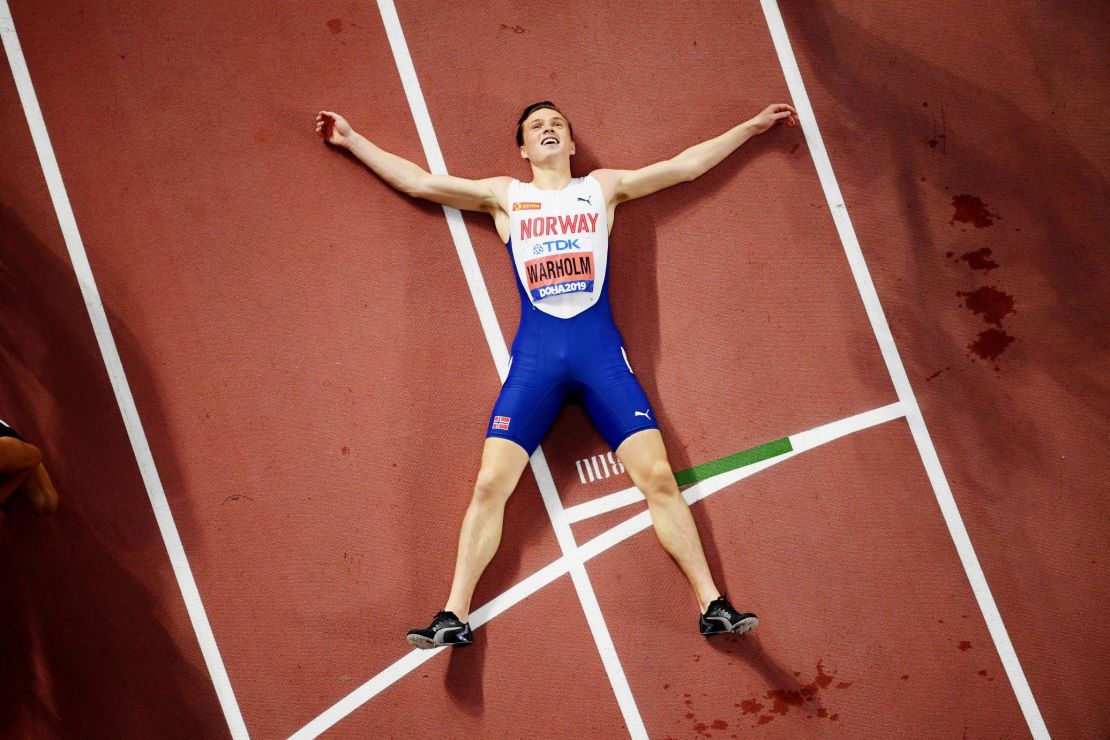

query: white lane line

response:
[790,401,904,451]
[373,2,646,738]
[525,448,648,738]
[564,402,905,524]
[370,4,508,381]
[575,413,870,562]
[759,3,1049,737]
[0,4,248,738]
[289,557,573,739]
[578,456,788,566]
[468,556,572,629]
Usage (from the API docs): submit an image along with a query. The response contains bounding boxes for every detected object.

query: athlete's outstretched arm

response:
[315,111,507,213]
[593,104,798,204]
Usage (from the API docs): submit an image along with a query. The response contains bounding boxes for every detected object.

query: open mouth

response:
[541,136,559,145]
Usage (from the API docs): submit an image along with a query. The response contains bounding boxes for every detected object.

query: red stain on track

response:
[958,247,999,272]
[926,105,947,151]
[955,285,1016,365]
[733,660,852,728]
[683,662,851,733]
[968,328,1015,362]
[682,694,730,736]
[738,698,764,714]
[925,367,950,382]
[812,661,835,689]
[499,23,526,33]
[950,194,1000,227]
[958,286,1015,326]
[326,18,343,34]
[692,720,727,736]
[927,104,945,150]
[767,687,809,715]
[958,640,973,651]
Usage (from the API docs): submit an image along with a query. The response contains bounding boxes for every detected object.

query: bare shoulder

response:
[588,169,620,193]
[486,175,513,197]
[588,169,628,206]
[483,175,514,214]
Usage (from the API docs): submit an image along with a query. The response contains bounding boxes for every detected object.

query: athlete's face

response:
[520,109,575,162]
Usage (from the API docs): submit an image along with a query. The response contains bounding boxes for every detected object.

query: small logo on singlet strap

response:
[577,195,592,206]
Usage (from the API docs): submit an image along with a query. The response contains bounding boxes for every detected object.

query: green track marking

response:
[673,437,793,488]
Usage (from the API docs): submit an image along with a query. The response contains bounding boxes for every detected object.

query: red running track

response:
[1,1,1106,737]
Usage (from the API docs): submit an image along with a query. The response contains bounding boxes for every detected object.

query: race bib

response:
[524,237,595,301]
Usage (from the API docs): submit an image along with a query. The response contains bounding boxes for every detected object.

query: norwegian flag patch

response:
[492,415,511,431]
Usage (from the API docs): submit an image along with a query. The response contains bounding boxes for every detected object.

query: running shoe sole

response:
[701,615,759,636]
[406,634,438,650]
[405,632,472,649]
[731,616,758,635]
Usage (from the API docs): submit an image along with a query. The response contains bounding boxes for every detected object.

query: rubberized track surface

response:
[1,1,1107,737]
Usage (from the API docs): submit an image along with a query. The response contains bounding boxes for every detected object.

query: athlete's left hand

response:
[749,104,799,134]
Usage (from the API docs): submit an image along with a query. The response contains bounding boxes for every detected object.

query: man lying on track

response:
[0,417,59,523]
[315,100,797,648]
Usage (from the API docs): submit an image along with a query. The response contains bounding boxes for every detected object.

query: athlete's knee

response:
[471,468,514,507]
[638,460,679,500]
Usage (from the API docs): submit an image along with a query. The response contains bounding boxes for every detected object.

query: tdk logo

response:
[534,238,582,254]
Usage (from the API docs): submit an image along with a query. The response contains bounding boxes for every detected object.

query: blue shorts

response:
[486,300,658,455]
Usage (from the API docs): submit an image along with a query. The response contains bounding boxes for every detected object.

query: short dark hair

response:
[516,101,574,146]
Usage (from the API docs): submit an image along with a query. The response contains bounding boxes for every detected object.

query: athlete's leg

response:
[0,438,43,507]
[443,437,531,622]
[617,428,721,612]
[19,464,60,515]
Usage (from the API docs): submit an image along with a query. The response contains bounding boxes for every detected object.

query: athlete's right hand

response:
[316,110,354,148]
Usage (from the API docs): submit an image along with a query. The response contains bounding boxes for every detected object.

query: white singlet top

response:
[507,175,609,319]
